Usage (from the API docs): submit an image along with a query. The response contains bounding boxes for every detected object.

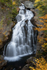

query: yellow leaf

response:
[12,1,16,5]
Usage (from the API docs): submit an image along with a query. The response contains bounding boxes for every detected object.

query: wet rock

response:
[30,9,37,16]
[25,20,28,23]
[31,16,38,23]
[22,64,30,70]
[22,57,36,70]
[16,15,21,22]
[30,17,38,27]
[24,1,34,9]
[0,55,7,69]
[26,57,33,64]
[34,16,38,21]
[26,57,36,64]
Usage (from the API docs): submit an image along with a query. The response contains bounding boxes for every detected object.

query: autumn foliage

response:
[30,0,47,70]
[34,0,47,54]
[29,57,47,70]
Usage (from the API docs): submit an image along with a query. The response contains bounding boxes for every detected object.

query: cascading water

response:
[3,3,37,61]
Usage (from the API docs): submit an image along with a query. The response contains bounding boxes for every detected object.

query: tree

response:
[29,0,47,70]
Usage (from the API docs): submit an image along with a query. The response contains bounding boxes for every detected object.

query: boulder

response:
[16,14,21,22]
[30,9,37,16]
[30,17,38,27]
[22,64,30,70]
[24,1,34,9]
[0,55,7,69]
[26,57,36,64]
[26,57,33,64]
[22,57,36,70]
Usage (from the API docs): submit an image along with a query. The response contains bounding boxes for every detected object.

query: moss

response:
[0,0,19,21]
[7,20,11,25]
[12,7,18,18]
[0,18,4,28]
[0,0,12,6]
[44,30,47,34]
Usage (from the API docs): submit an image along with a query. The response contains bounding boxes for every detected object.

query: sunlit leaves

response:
[29,57,47,70]
[35,14,47,52]
[12,1,16,5]
[34,0,47,15]
[30,0,47,70]
[12,1,17,5]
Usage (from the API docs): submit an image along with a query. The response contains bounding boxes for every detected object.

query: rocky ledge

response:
[22,57,36,70]
[24,1,34,9]
[0,55,7,69]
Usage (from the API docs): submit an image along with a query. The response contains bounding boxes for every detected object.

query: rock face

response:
[22,57,36,70]
[24,1,34,9]
[0,55,7,69]
[16,15,21,22]
[22,64,30,70]
[26,57,36,64]
[26,57,33,64]
[0,5,15,49]
[30,9,37,16]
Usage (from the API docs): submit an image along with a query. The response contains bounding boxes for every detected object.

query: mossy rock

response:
[24,1,34,9]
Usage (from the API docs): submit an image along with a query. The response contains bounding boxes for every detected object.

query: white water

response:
[4,3,37,62]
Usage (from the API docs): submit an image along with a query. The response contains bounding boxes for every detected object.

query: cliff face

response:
[0,0,35,50]
[0,1,18,50]
[0,5,14,49]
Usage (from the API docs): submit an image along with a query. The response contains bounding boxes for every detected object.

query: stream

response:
[2,3,37,70]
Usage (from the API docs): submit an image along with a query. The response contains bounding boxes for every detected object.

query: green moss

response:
[0,18,4,28]
[0,0,19,25]
[12,7,18,18]
[44,30,47,34]
[0,0,12,7]
[7,20,11,25]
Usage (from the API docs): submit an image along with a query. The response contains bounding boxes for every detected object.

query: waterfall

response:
[3,3,37,61]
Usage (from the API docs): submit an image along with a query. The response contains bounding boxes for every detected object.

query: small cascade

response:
[3,3,37,61]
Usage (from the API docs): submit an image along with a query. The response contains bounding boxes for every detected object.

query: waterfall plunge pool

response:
[2,54,35,70]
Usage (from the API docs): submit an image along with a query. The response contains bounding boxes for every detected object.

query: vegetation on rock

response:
[0,0,19,49]
[29,0,47,70]
[29,57,47,70]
